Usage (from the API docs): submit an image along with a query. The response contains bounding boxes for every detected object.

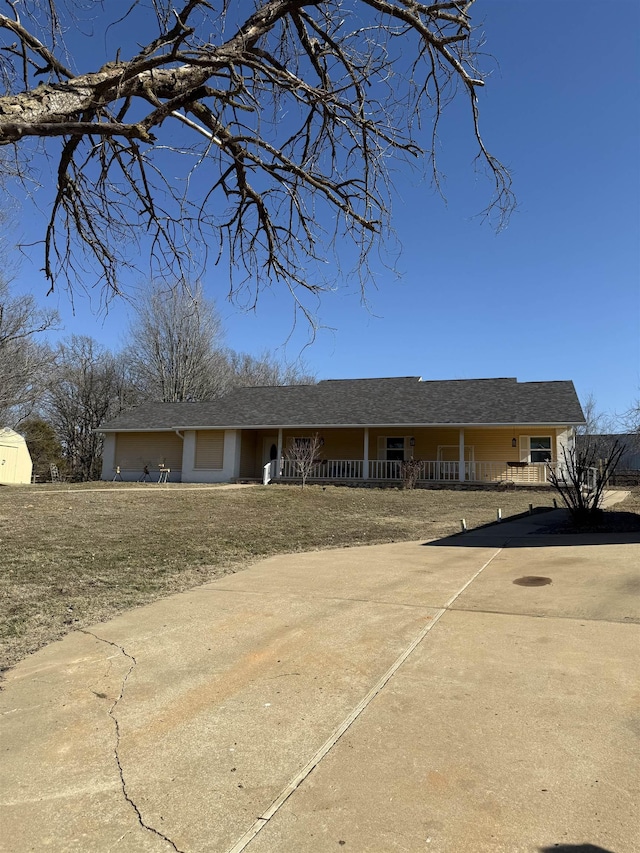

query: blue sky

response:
[7,0,640,424]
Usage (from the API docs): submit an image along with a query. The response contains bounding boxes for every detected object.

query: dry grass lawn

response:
[1,482,636,674]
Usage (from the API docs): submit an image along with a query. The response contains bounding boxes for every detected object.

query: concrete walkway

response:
[1,505,639,853]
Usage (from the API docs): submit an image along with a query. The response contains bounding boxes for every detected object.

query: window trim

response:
[520,435,553,464]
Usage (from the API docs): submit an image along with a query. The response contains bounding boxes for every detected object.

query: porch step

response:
[231,477,263,485]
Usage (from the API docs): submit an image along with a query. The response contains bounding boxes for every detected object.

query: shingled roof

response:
[99,377,585,431]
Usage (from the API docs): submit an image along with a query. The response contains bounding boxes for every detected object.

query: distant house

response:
[576,434,640,471]
[98,376,585,486]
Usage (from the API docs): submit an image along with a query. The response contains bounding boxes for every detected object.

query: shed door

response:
[0,445,18,484]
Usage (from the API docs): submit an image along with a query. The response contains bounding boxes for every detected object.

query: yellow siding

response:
[195,430,224,469]
[396,429,459,461]
[407,427,557,463]
[465,429,520,462]
[279,427,560,462]
[467,428,558,463]
[282,428,366,460]
[115,432,183,471]
[322,428,366,458]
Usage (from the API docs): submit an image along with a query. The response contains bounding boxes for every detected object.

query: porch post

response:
[363,427,369,480]
[459,427,465,482]
[277,428,283,477]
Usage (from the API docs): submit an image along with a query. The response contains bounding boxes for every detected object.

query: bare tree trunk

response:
[285,433,324,488]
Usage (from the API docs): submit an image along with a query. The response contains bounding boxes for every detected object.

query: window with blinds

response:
[195,431,224,469]
[115,432,183,470]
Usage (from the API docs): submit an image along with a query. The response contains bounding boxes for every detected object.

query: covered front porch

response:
[239,425,569,487]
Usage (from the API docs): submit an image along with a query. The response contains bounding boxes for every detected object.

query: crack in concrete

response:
[80,629,187,853]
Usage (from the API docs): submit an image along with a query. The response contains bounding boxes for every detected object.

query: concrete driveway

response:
[1,509,639,853]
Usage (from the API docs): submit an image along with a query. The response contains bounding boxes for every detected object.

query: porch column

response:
[277,428,283,476]
[459,427,466,482]
[363,427,369,480]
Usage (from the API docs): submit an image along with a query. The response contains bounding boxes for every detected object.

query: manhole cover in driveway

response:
[513,576,552,587]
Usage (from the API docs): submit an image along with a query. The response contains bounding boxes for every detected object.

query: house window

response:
[386,437,405,461]
[529,436,552,463]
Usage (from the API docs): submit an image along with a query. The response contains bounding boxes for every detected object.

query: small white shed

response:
[0,428,33,485]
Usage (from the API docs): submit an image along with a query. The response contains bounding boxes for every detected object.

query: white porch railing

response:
[367,460,403,480]
[270,459,550,484]
[421,461,460,481]
[279,458,364,480]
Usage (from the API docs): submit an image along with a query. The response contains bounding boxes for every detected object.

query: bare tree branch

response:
[0,0,515,307]
[0,273,59,424]
[285,432,324,488]
[548,438,626,522]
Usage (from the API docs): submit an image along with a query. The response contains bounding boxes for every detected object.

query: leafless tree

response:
[124,280,315,401]
[225,350,315,390]
[0,275,58,425]
[125,281,229,402]
[547,439,626,524]
[45,336,135,480]
[577,392,616,436]
[622,397,640,435]
[400,457,422,490]
[285,432,324,488]
[0,1,514,311]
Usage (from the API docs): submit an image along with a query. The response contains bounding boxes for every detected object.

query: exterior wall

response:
[0,429,33,485]
[394,428,458,461]
[240,430,258,478]
[556,428,573,464]
[223,428,281,480]
[368,429,418,461]
[461,428,516,462]
[276,426,564,466]
[281,428,366,461]
[405,427,560,464]
[111,431,183,481]
[101,434,116,480]
[103,424,572,484]
[180,429,241,483]
[276,425,567,484]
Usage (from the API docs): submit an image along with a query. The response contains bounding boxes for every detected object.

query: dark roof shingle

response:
[100,377,585,431]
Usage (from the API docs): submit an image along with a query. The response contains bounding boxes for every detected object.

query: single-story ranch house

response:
[99,376,585,486]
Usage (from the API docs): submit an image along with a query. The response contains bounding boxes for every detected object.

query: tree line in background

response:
[0,278,314,481]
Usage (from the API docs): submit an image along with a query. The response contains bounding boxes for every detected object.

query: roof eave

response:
[99,420,586,432]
